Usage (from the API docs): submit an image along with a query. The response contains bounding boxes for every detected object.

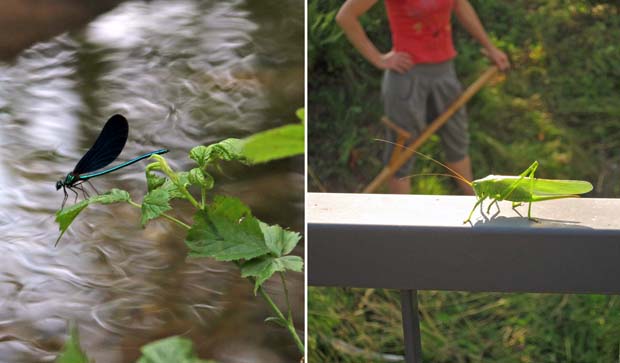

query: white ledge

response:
[308,193,620,229]
[308,193,620,294]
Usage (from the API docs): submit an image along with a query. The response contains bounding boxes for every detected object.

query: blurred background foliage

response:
[309,0,620,195]
[308,0,620,362]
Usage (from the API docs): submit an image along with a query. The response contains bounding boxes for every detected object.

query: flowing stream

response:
[0,1,304,362]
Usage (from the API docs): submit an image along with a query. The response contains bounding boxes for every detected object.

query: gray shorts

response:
[381,60,469,177]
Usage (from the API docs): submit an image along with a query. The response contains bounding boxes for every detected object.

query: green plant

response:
[57,326,216,363]
[55,109,305,359]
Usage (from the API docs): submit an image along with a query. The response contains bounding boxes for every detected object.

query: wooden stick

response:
[309,166,328,192]
[381,116,412,139]
[363,66,498,193]
[382,116,413,169]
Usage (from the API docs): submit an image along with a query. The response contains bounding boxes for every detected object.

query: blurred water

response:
[0,1,304,362]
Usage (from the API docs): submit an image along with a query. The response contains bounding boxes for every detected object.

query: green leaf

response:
[202,171,214,190]
[278,255,304,272]
[188,168,206,186]
[189,139,247,168]
[137,336,214,363]
[295,108,304,122]
[189,146,209,168]
[241,255,303,294]
[185,196,269,261]
[259,222,302,256]
[158,171,190,200]
[55,189,131,245]
[241,256,277,294]
[239,123,304,164]
[265,316,288,328]
[56,324,89,363]
[176,171,191,190]
[146,170,166,192]
[56,200,89,242]
[188,168,214,190]
[141,189,172,226]
[90,188,131,204]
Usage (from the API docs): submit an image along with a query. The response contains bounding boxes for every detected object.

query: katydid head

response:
[471,175,514,199]
[470,179,488,198]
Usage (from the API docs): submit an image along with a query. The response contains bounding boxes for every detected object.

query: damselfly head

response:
[55,180,63,190]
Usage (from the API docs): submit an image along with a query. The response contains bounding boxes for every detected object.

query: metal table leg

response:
[400,289,423,363]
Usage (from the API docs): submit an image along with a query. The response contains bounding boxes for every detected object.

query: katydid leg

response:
[527,162,537,221]
[486,199,500,214]
[527,201,537,221]
[498,161,539,201]
[464,197,485,224]
[492,199,501,215]
[528,193,581,221]
[495,161,539,220]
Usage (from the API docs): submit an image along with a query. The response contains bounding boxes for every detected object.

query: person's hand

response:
[482,46,510,71]
[379,51,414,73]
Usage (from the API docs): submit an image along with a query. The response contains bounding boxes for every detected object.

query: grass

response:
[309,288,620,363]
[309,0,620,195]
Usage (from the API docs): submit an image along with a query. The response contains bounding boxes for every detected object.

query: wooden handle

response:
[381,116,412,139]
[363,66,498,193]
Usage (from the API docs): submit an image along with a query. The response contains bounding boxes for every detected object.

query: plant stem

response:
[128,200,191,230]
[128,200,141,209]
[160,213,191,230]
[258,285,304,354]
[201,185,206,210]
[150,154,201,209]
[279,272,294,323]
[178,186,201,210]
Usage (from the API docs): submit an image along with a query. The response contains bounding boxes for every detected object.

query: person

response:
[336,0,510,194]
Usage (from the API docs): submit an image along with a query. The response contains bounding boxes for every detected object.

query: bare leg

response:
[388,177,411,194]
[446,156,474,195]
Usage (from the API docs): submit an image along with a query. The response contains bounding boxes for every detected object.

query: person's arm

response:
[453,0,510,70]
[336,0,413,73]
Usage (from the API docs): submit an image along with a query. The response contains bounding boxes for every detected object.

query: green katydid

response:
[381,140,594,223]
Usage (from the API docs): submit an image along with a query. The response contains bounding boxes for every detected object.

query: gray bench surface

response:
[308,193,620,294]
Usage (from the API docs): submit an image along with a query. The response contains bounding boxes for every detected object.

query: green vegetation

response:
[57,328,216,363]
[309,0,620,195]
[309,0,620,361]
[55,110,305,361]
[136,336,216,363]
[56,325,88,363]
[310,288,620,363]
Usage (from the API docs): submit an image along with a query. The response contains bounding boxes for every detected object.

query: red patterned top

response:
[384,0,457,64]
